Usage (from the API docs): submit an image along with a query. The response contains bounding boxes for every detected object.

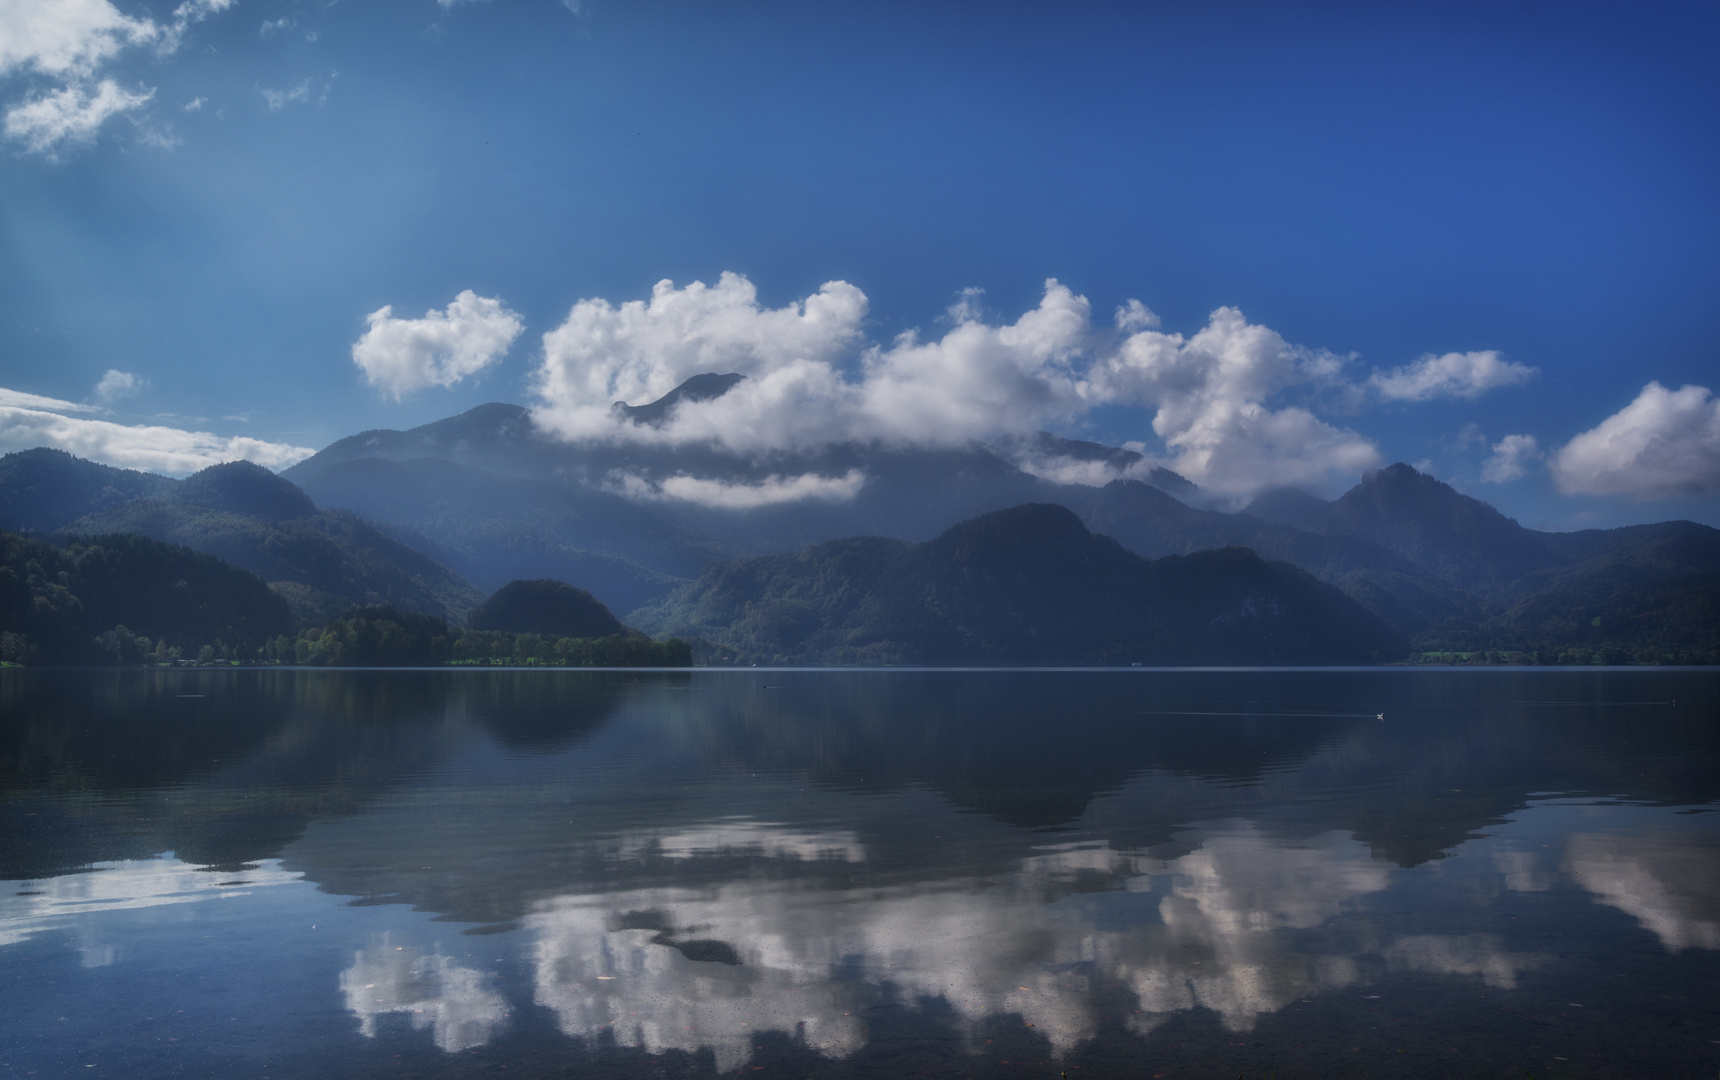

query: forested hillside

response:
[0,530,293,664]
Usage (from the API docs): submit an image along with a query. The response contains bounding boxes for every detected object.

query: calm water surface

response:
[2,668,1718,1079]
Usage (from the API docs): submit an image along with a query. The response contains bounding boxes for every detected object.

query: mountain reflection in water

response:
[2,667,1718,1079]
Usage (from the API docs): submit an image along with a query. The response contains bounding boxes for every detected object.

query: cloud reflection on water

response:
[522,822,1464,1068]
[615,819,866,864]
[341,935,511,1052]
[1567,831,1720,953]
[0,854,300,952]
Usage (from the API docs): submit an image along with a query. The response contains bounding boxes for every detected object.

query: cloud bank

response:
[352,290,525,399]
[531,274,1443,499]
[612,469,869,510]
[0,385,95,413]
[0,400,314,475]
[1551,382,1720,498]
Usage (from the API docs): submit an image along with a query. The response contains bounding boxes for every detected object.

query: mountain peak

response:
[1325,462,1556,584]
[615,373,746,427]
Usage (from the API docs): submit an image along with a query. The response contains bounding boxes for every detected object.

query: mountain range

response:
[2,372,1716,663]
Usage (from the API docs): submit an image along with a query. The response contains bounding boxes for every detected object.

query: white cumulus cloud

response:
[0,0,232,154]
[3,77,152,153]
[1550,382,1720,498]
[1480,433,1542,484]
[1086,305,1379,497]
[92,367,146,403]
[0,0,159,79]
[533,271,868,444]
[0,402,313,475]
[535,275,1096,461]
[351,290,525,399]
[1369,350,1536,402]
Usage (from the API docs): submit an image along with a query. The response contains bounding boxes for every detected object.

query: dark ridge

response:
[614,373,746,427]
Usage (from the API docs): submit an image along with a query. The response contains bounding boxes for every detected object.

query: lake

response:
[2,667,1718,1079]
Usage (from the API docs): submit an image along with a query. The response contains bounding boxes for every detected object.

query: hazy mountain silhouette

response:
[1239,464,1720,656]
[294,454,709,612]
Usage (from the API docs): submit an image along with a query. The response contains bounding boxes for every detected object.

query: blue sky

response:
[2,0,1718,527]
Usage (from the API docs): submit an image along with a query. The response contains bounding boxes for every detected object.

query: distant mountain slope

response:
[0,455,488,626]
[1241,466,1720,645]
[1,529,292,663]
[280,402,544,482]
[0,448,175,533]
[1083,479,1473,634]
[630,503,1403,666]
[68,498,483,626]
[295,455,702,613]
